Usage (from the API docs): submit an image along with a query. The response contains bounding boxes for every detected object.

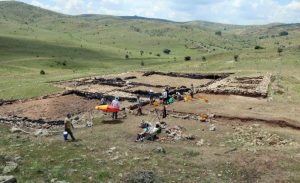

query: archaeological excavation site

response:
[0,71,299,134]
[1,71,300,182]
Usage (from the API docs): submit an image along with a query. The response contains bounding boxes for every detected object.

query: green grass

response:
[0,1,300,101]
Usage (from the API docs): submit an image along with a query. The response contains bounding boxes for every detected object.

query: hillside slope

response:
[0,1,300,99]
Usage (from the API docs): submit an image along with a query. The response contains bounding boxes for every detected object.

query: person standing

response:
[165,86,170,101]
[190,84,195,98]
[99,97,107,105]
[149,90,154,105]
[162,105,167,118]
[111,97,120,120]
[136,95,143,116]
[64,113,76,141]
[162,89,168,105]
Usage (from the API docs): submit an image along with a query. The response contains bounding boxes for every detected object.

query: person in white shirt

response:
[162,89,168,105]
[111,97,120,119]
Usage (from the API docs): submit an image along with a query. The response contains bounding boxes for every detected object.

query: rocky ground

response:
[0,108,300,182]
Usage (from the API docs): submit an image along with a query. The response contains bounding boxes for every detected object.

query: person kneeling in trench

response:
[64,113,76,141]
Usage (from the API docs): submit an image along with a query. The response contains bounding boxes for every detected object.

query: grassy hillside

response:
[0,1,300,100]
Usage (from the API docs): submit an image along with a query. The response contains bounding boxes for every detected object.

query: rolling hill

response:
[0,1,300,99]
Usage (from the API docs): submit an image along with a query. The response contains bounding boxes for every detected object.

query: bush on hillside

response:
[215,31,222,36]
[163,49,171,54]
[234,55,239,62]
[141,60,144,66]
[40,70,45,75]
[202,56,206,61]
[184,56,191,61]
[156,53,160,57]
[254,45,264,49]
[125,54,129,59]
[279,31,288,36]
[277,47,283,55]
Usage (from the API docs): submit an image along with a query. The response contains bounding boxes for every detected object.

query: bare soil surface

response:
[130,74,213,87]
[69,84,124,93]
[0,95,99,120]
[165,93,300,127]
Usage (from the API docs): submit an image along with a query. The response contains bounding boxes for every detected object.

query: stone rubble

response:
[2,162,18,174]
[158,125,195,142]
[199,74,271,98]
[228,124,296,147]
[0,176,17,183]
[209,124,216,131]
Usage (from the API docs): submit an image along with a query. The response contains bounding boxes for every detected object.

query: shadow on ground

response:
[102,119,124,124]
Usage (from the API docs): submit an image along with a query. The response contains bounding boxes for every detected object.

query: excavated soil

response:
[68,84,125,93]
[130,74,213,87]
[0,95,99,120]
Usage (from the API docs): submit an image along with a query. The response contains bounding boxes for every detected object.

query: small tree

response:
[202,56,206,62]
[215,31,222,36]
[140,50,144,56]
[163,48,171,54]
[40,70,45,75]
[277,47,283,56]
[125,54,129,59]
[184,56,191,61]
[234,55,239,62]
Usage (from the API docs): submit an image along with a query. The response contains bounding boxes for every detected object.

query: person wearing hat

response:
[111,96,121,120]
[64,113,76,141]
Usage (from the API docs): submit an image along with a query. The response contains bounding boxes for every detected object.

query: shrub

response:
[202,56,206,61]
[163,49,171,54]
[234,55,239,62]
[277,47,283,55]
[279,31,288,36]
[141,60,144,66]
[125,54,129,59]
[156,53,160,57]
[215,31,222,36]
[184,56,191,61]
[40,70,45,75]
[140,50,144,56]
[149,52,152,55]
[254,45,264,49]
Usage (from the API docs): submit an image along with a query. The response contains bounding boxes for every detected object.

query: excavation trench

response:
[167,110,300,130]
[142,71,233,80]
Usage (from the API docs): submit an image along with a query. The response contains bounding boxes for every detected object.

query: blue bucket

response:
[63,131,68,140]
